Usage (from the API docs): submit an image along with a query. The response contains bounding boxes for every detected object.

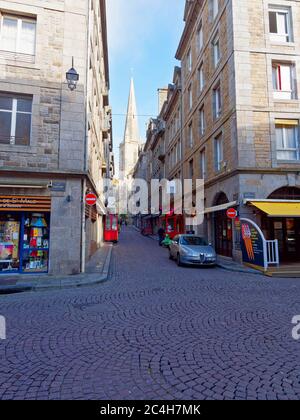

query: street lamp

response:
[66,57,79,91]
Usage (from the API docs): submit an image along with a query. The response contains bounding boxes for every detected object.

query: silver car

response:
[169,235,217,267]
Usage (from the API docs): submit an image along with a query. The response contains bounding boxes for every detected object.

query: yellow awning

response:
[250,201,300,217]
[275,119,299,126]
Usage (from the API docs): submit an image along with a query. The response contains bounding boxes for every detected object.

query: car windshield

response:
[181,237,208,246]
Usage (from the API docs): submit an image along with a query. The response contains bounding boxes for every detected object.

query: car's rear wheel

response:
[177,254,183,267]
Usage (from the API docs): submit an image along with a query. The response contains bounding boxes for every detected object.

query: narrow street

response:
[0,227,300,400]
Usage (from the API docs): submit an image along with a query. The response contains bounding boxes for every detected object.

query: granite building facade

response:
[0,0,113,276]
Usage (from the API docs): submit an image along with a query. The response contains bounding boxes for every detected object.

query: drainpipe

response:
[81,178,87,273]
[81,0,91,274]
[177,84,185,231]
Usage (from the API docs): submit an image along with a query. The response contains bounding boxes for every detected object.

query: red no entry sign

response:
[85,193,97,206]
[227,208,238,219]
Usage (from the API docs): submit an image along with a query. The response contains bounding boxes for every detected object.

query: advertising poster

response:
[240,220,265,268]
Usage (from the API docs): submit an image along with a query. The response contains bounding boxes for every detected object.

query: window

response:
[188,84,193,110]
[212,33,221,68]
[269,6,292,43]
[215,134,224,171]
[275,120,299,161]
[272,62,296,100]
[200,149,206,179]
[211,0,219,20]
[0,94,32,145]
[199,106,205,136]
[197,22,204,53]
[189,159,194,179]
[0,15,36,55]
[187,48,192,73]
[177,141,182,161]
[188,123,193,148]
[198,63,205,93]
[177,108,181,131]
[213,84,222,119]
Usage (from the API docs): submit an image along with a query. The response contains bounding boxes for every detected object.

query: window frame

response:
[188,84,193,111]
[272,61,297,100]
[197,22,204,53]
[187,48,192,73]
[189,159,194,179]
[188,122,193,149]
[211,0,219,21]
[268,6,293,43]
[214,133,224,171]
[212,32,221,68]
[199,106,205,136]
[0,93,33,146]
[200,148,206,179]
[198,63,205,93]
[275,122,300,161]
[0,14,37,56]
[213,83,222,120]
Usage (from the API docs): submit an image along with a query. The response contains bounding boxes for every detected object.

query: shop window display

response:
[0,212,50,274]
[22,213,50,273]
[0,214,20,273]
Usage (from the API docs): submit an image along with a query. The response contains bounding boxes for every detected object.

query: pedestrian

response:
[158,227,165,247]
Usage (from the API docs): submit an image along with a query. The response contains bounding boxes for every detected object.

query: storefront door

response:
[215,211,233,258]
[272,218,300,262]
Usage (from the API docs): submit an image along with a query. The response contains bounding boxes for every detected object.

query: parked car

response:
[169,235,217,267]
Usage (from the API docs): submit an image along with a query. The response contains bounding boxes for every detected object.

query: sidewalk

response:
[216,255,262,275]
[0,243,113,295]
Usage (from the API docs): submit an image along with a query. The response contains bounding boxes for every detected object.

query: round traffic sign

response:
[227,208,238,219]
[85,193,97,206]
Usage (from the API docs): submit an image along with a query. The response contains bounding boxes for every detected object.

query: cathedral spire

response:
[124,78,140,143]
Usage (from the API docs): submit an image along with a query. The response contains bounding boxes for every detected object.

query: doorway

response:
[214,192,233,258]
[270,218,300,262]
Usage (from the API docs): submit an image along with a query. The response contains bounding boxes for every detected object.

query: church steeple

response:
[119,78,141,180]
[124,78,140,144]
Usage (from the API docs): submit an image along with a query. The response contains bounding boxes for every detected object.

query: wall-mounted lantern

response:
[66,57,79,91]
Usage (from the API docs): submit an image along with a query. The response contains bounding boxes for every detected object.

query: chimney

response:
[157,87,168,114]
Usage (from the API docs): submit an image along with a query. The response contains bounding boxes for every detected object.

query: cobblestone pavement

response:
[1,227,300,400]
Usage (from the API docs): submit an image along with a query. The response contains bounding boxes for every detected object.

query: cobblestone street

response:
[1,227,300,400]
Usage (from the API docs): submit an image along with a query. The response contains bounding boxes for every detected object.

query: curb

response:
[217,262,263,276]
[0,245,113,295]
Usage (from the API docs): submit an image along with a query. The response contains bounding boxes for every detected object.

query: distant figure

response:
[158,227,165,246]
[161,234,172,249]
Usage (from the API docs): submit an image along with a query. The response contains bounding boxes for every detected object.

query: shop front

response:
[159,212,184,239]
[246,187,300,266]
[263,217,300,262]
[0,196,51,274]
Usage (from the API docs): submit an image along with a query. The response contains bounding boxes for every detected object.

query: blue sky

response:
[106,0,185,171]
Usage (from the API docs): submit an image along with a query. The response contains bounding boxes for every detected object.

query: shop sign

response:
[0,196,51,212]
[85,193,97,207]
[240,219,265,268]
